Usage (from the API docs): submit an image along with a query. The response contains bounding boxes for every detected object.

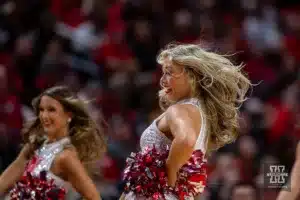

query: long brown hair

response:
[157,43,252,152]
[22,86,107,163]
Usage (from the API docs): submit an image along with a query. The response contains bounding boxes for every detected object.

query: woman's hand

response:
[119,192,125,200]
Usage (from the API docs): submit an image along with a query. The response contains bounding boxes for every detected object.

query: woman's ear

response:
[67,112,73,122]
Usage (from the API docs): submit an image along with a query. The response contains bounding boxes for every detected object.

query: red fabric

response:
[63,8,86,27]
[35,75,48,90]
[174,30,198,44]
[237,158,254,183]
[284,35,300,62]
[244,57,276,83]
[268,105,293,143]
[0,53,12,66]
[0,54,23,92]
[107,1,124,25]
[93,2,130,67]
[24,155,41,175]
[50,0,85,27]
[99,92,121,118]
[9,73,23,93]
[223,14,234,25]
[50,0,62,19]
[126,110,137,123]
[100,42,132,61]
[93,39,133,73]
[280,6,300,16]
[177,36,198,44]
[100,155,120,180]
[105,1,126,38]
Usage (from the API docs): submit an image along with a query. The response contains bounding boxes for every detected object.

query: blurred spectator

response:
[0,64,22,172]
[230,182,258,200]
[236,135,259,183]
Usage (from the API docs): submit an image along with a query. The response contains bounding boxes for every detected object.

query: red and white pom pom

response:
[176,150,207,199]
[9,171,66,200]
[123,146,172,199]
[123,146,207,200]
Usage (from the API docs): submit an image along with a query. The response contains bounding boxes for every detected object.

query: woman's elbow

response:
[180,135,197,150]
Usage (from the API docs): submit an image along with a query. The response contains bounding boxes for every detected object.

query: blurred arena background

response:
[0,0,300,199]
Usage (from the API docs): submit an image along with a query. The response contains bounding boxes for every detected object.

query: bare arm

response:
[0,144,31,195]
[277,142,300,200]
[165,104,201,186]
[57,149,102,200]
[119,192,125,200]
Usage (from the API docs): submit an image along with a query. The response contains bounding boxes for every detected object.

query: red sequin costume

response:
[8,137,72,199]
[123,98,208,200]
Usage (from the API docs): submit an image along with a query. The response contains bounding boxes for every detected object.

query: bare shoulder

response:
[166,103,201,121]
[55,147,80,169]
[165,103,201,137]
[296,142,300,159]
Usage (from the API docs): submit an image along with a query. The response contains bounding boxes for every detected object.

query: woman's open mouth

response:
[165,88,172,94]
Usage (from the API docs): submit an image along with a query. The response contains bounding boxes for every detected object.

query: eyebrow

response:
[163,64,172,71]
[38,104,56,109]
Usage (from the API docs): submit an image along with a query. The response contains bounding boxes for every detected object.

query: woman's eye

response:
[48,107,56,112]
[164,71,172,76]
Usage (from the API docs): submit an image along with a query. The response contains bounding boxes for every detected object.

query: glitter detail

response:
[140,98,207,153]
[25,137,71,187]
[140,122,171,152]
[128,98,207,200]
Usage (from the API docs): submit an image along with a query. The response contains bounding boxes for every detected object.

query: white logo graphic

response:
[266,165,289,184]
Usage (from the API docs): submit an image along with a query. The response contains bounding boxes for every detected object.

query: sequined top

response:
[24,137,71,187]
[140,98,208,154]
[124,98,208,200]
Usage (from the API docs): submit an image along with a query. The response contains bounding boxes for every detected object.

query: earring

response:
[67,118,71,123]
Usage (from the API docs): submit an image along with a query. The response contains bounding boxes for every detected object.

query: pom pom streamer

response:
[9,171,66,200]
[123,146,207,200]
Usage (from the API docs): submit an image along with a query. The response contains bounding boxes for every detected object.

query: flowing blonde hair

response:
[157,43,252,151]
[22,86,107,164]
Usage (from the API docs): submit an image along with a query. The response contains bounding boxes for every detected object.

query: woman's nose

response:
[160,75,167,88]
[40,111,48,120]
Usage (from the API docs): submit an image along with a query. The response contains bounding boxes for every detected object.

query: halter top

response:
[124,98,208,200]
[25,137,71,187]
[140,98,208,154]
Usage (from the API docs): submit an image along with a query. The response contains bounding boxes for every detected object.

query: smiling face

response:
[38,95,71,139]
[160,57,192,102]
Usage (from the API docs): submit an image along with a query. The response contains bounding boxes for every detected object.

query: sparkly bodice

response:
[140,98,208,154]
[25,137,71,187]
[139,118,172,152]
[125,98,208,200]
